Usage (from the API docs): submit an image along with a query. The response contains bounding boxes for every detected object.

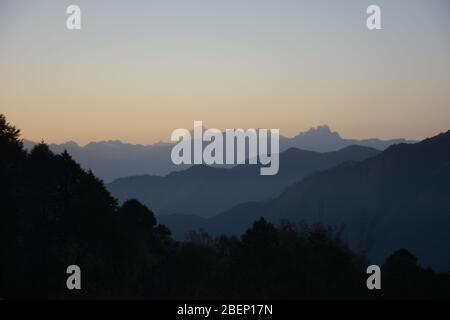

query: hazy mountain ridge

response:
[23,139,189,182]
[279,125,414,152]
[24,125,412,182]
[107,145,380,217]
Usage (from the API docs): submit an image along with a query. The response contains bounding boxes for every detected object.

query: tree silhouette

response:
[382,249,450,299]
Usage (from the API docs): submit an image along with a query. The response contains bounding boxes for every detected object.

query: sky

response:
[1,0,449,145]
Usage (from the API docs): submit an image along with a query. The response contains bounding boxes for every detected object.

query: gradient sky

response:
[1,0,449,144]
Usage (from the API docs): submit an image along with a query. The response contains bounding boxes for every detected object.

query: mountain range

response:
[24,125,413,182]
[158,131,450,271]
[107,145,380,217]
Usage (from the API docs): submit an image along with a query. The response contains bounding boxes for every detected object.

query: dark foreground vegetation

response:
[1,114,449,299]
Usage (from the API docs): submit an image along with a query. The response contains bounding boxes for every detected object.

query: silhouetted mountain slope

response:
[194,131,450,271]
[107,145,379,217]
[24,125,409,182]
